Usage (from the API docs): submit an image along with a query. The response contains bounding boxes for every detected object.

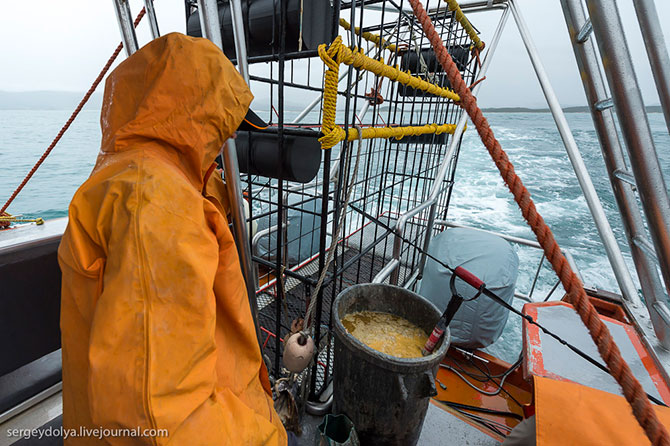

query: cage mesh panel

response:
[238,0,479,396]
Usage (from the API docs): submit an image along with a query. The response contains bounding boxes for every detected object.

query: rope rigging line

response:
[0,8,147,218]
[407,0,670,444]
[343,122,459,143]
[303,126,365,333]
[318,36,460,150]
[295,125,366,408]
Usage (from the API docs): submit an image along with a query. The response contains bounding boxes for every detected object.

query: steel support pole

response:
[227,0,257,290]
[143,0,161,39]
[229,0,249,83]
[197,0,261,345]
[509,0,640,306]
[585,0,670,306]
[112,0,139,56]
[633,0,670,135]
[196,0,223,49]
[560,0,670,348]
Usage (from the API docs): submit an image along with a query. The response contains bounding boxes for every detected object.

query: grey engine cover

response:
[419,228,519,348]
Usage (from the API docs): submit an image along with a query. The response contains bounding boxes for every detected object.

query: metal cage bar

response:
[196,0,262,345]
[632,0,670,135]
[233,0,482,395]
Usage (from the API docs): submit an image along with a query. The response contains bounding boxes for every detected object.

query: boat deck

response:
[0,388,501,446]
[296,402,499,445]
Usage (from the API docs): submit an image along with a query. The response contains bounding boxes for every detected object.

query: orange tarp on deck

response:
[535,375,670,445]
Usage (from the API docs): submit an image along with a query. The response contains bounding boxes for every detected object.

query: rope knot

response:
[318,126,346,150]
[318,41,339,71]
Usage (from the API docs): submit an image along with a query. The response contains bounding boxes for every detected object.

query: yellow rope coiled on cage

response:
[345,123,459,142]
[339,18,398,53]
[446,0,484,50]
[318,36,461,150]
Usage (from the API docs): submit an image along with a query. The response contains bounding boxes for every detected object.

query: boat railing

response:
[373,213,582,303]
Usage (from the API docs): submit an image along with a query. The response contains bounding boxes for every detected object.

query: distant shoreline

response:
[481,105,663,113]
[0,90,663,113]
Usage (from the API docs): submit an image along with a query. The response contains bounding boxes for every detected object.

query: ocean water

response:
[450,112,669,360]
[451,112,669,294]
[1,109,668,360]
[0,109,100,220]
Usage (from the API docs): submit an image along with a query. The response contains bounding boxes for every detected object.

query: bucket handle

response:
[395,371,438,400]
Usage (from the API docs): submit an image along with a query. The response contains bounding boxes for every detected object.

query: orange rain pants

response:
[534,375,670,445]
[58,33,286,445]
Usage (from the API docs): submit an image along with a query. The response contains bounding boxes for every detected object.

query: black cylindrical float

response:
[187,0,334,59]
[235,130,322,183]
[400,46,470,73]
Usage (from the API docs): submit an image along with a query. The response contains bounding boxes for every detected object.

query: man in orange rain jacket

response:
[58,33,287,445]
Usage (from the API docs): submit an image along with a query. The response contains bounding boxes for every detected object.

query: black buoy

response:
[235,130,322,183]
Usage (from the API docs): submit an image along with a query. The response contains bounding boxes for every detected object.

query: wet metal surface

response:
[525,303,667,402]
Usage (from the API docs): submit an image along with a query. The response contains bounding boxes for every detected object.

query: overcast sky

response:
[1,0,668,108]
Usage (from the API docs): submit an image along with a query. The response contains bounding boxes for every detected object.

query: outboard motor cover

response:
[419,228,519,348]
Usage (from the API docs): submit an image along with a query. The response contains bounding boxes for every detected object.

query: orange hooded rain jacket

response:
[58,32,286,445]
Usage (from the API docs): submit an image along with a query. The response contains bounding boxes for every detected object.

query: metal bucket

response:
[332,284,450,446]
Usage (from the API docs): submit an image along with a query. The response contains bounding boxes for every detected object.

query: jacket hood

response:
[98,32,253,188]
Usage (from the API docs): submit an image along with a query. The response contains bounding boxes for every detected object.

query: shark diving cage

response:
[184,0,480,398]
